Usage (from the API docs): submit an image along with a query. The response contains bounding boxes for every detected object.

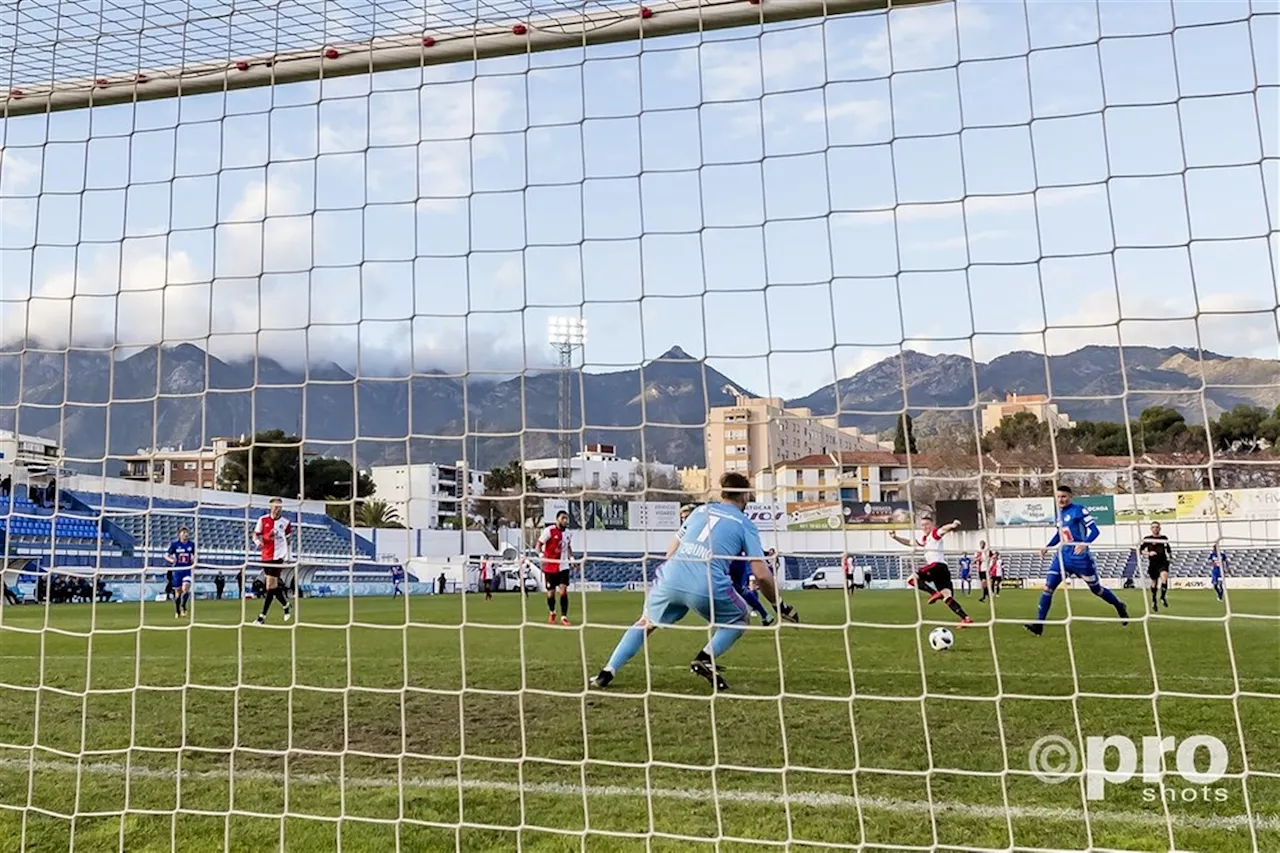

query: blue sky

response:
[0,0,1277,402]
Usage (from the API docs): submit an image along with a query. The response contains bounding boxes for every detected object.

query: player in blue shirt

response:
[590,473,798,691]
[1209,544,1226,602]
[729,555,774,626]
[165,526,196,618]
[957,554,973,595]
[391,565,405,598]
[1026,486,1129,635]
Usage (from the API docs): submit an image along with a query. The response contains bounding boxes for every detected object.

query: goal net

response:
[1,0,1278,850]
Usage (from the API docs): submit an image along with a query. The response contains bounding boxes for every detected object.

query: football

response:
[929,627,955,651]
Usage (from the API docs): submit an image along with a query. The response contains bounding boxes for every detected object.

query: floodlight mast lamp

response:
[548,317,588,495]
[0,0,946,117]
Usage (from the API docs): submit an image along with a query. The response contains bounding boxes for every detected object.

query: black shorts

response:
[482,578,492,590]
[978,571,988,581]
[1148,566,1167,581]
[918,562,953,593]
[261,561,285,578]
[544,570,570,589]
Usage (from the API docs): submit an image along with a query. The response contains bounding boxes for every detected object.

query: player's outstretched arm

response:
[939,520,962,535]
[889,532,911,547]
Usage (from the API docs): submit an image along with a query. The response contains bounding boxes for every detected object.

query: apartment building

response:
[705,395,886,487]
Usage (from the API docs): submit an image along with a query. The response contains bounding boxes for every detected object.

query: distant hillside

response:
[1,343,1276,470]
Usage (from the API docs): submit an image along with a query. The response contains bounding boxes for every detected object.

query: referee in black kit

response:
[1140,521,1172,612]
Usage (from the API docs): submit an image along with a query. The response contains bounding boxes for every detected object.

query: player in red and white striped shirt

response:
[252,497,293,625]
[538,510,574,625]
[974,540,991,603]
[890,515,973,626]
[479,556,493,601]
[989,550,1004,596]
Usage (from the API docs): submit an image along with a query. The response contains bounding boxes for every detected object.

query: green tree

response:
[473,460,541,529]
[219,431,376,502]
[304,456,375,502]
[1134,406,1189,453]
[484,460,528,494]
[1062,420,1131,456]
[893,413,918,455]
[1211,405,1273,453]
[982,411,1050,453]
[355,499,403,529]
[217,429,304,496]
[1260,405,1280,448]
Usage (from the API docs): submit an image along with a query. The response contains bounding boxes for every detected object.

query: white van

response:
[494,566,540,593]
[800,567,846,590]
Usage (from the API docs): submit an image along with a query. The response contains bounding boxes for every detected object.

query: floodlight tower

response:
[547,317,587,492]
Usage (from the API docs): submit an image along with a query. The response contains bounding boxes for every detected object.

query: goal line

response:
[0,756,1269,834]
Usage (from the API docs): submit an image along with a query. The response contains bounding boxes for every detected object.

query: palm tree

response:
[356,499,403,529]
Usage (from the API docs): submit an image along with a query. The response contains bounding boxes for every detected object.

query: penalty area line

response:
[0,757,1273,833]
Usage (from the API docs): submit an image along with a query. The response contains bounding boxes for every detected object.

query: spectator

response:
[96,578,111,603]
[214,571,226,600]
[46,477,56,509]
[0,475,10,498]
[437,572,447,595]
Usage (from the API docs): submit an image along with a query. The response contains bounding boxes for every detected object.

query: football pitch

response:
[0,588,1276,853]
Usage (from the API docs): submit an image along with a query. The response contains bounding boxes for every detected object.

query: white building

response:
[755,451,916,507]
[523,444,677,493]
[0,430,61,476]
[368,461,487,530]
[980,393,1074,436]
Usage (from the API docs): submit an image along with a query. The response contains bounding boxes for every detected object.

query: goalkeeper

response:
[590,472,797,692]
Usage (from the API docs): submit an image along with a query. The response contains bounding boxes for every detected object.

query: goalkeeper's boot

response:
[957,616,974,628]
[1023,622,1043,636]
[283,605,292,623]
[254,615,266,626]
[547,612,557,625]
[589,670,613,690]
[1117,602,1130,626]
[779,602,800,624]
[560,616,572,627]
[690,655,729,691]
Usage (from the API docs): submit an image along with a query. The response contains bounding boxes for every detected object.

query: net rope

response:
[0,0,1278,850]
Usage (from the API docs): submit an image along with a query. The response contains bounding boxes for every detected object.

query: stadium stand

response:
[0,490,114,548]
[67,489,375,562]
[0,484,382,603]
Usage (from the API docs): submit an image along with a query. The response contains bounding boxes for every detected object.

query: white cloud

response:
[5,165,555,376]
[317,77,514,212]
[803,98,890,131]
[0,147,39,195]
[843,1,992,74]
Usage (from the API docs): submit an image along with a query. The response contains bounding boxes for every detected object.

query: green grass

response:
[0,588,1276,852]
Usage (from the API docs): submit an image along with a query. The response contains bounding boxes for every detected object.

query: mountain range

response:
[1,343,1277,471]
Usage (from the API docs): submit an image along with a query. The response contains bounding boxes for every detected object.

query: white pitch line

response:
[1,653,1277,686]
[0,757,1274,834]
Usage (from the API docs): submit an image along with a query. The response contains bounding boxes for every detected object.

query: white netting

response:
[1,0,1278,851]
